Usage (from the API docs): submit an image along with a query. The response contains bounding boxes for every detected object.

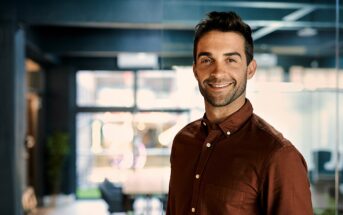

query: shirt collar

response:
[201,99,253,135]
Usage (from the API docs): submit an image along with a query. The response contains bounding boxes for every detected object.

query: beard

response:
[198,74,247,107]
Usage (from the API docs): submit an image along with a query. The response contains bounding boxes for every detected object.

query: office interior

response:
[1,0,343,214]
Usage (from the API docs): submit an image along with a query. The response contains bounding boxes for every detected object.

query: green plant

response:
[319,208,335,215]
[46,132,70,194]
[76,187,101,199]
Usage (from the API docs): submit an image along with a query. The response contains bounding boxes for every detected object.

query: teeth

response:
[210,83,230,88]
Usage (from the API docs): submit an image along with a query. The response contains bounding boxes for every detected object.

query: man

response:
[166,11,313,214]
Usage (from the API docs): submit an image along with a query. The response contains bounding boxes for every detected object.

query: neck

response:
[205,96,246,124]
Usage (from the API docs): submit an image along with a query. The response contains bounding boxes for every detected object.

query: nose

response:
[210,61,226,77]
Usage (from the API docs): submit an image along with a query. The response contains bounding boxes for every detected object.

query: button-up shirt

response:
[167,99,313,215]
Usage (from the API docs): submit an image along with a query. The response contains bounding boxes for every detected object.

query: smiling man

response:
[166,11,313,215]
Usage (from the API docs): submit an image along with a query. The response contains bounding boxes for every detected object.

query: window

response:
[75,69,194,199]
[77,71,134,107]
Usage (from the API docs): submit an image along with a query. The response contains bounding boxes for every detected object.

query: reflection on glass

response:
[137,69,200,109]
[137,70,176,108]
[75,66,343,212]
[133,112,189,149]
[247,67,343,213]
[76,111,189,199]
[76,71,134,107]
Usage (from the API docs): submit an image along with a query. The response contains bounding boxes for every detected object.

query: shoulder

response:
[250,113,292,149]
[249,114,306,169]
[255,115,309,189]
[170,118,203,162]
[174,118,203,139]
[251,114,308,173]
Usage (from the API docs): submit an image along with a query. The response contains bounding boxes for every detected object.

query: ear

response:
[193,63,199,80]
[247,59,257,80]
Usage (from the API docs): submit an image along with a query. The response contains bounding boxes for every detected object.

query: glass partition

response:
[72,1,341,214]
[75,69,191,213]
[137,69,201,109]
[161,0,341,214]
[76,71,134,107]
[76,110,189,205]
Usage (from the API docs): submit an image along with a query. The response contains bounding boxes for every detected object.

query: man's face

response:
[193,30,256,107]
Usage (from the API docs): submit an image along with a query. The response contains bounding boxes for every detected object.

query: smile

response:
[208,82,233,88]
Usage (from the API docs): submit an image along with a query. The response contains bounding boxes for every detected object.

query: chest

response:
[172,132,265,194]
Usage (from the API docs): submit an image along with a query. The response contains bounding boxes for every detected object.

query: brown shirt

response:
[167,99,313,215]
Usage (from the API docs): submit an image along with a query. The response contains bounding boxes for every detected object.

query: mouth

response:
[207,82,234,89]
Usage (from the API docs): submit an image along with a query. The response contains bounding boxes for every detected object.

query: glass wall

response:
[73,1,341,214]
[161,0,341,214]
[75,70,192,213]
[76,71,134,107]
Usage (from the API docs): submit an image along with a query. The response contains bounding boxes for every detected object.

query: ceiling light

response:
[254,53,277,67]
[117,52,158,68]
[297,27,317,37]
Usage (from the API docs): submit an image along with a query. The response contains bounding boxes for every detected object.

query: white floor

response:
[32,197,164,215]
[33,200,110,215]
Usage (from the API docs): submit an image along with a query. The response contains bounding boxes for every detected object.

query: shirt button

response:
[191,207,195,213]
[195,174,200,179]
[206,143,211,148]
[226,131,231,135]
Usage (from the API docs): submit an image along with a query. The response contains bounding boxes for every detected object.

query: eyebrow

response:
[224,52,242,59]
[197,51,242,59]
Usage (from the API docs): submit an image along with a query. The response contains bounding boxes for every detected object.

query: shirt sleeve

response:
[166,186,172,215]
[260,145,313,215]
[166,140,176,215]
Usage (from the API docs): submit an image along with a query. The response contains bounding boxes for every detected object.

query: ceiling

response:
[21,0,343,69]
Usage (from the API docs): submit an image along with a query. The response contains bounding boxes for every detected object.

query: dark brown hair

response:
[193,11,254,65]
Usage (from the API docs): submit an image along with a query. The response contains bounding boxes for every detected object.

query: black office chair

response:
[99,178,125,213]
[310,150,334,183]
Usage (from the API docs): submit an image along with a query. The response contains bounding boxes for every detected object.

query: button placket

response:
[190,130,221,214]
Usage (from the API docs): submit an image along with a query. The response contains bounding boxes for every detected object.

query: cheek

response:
[194,70,206,81]
[194,72,201,82]
[193,66,202,77]
[238,73,248,83]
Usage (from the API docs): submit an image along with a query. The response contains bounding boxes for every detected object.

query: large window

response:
[77,71,134,107]
[75,70,194,199]
[76,64,343,214]
[137,69,202,109]
[247,66,343,213]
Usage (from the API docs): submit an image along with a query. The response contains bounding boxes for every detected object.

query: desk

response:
[122,167,170,195]
[121,167,170,212]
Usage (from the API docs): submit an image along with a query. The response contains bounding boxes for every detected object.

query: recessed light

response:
[297,27,317,37]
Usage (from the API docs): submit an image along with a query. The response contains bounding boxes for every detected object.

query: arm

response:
[166,141,176,215]
[260,145,313,215]
[166,184,172,215]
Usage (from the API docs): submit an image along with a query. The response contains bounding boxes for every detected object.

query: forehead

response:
[196,31,246,55]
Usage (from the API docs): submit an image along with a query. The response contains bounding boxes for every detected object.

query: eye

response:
[199,57,213,65]
[227,58,237,63]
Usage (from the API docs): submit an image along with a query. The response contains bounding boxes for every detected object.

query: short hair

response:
[193,11,254,65]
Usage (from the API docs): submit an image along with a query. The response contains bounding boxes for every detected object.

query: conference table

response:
[120,167,170,212]
[122,167,170,195]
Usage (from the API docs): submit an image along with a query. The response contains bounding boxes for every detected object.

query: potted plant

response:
[46,131,70,204]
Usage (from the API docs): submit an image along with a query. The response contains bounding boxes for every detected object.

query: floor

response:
[31,196,164,215]
[29,188,339,215]
[33,200,109,215]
